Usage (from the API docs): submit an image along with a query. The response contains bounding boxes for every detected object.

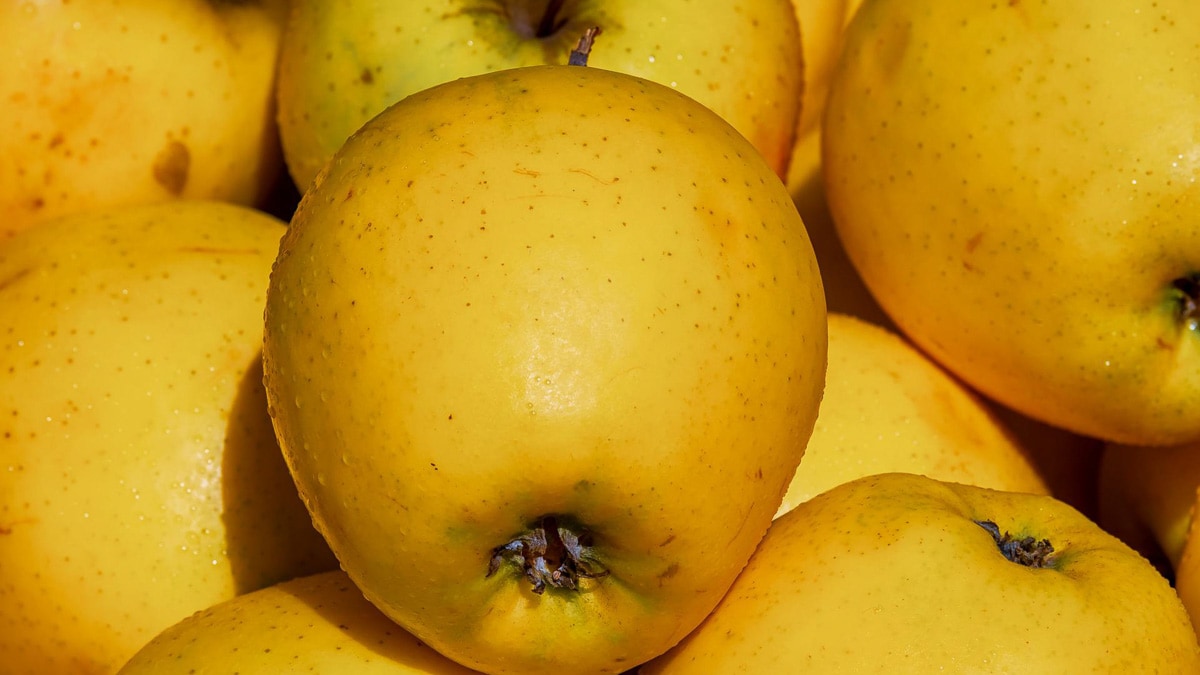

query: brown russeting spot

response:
[152,140,191,195]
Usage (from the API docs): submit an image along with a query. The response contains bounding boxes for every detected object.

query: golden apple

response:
[118,571,479,674]
[788,0,848,142]
[645,472,1200,672]
[263,64,827,674]
[0,201,337,675]
[276,0,803,189]
[1097,441,1200,575]
[0,0,288,238]
[776,313,1048,517]
[1176,490,1200,641]
[823,0,1200,445]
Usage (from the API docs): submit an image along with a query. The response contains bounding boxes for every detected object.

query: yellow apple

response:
[788,0,848,142]
[1097,441,1200,575]
[276,0,803,189]
[823,0,1200,445]
[263,64,827,674]
[1176,489,1200,641]
[0,201,337,675]
[776,313,1048,517]
[644,472,1200,672]
[0,0,288,238]
[118,571,479,674]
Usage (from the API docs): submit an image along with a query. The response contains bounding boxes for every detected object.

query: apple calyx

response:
[975,520,1056,569]
[568,26,602,66]
[487,515,609,594]
[1173,273,1200,330]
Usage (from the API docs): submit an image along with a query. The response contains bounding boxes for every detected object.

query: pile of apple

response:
[3,0,1200,673]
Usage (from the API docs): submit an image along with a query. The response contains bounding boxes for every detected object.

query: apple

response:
[1097,441,1200,576]
[262,63,827,674]
[0,201,338,674]
[787,0,847,144]
[0,0,289,238]
[644,472,1200,672]
[776,312,1048,518]
[822,0,1200,445]
[119,570,478,674]
[1176,489,1200,641]
[275,0,804,189]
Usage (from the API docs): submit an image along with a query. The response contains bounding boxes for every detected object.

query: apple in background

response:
[0,201,338,675]
[0,0,289,238]
[1176,491,1200,641]
[776,312,1048,518]
[823,0,1200,445]
[119,571,478,675]
[263,64,827,675]
[276,0,803,189]
[644,472,1200,672]
[1097,441,1200,577]
[787,0,847,142]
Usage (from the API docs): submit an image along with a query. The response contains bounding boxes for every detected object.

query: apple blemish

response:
[975,520,1056,569]
[487,515,609,594]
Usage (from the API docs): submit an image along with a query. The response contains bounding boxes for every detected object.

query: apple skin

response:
[0,201,338,675]
[276,0,803,189]
[118,571,479,675]
[644,472,1200,672]
[263,65,827,675]
[0,0,288,238]
[822,0,1200,445]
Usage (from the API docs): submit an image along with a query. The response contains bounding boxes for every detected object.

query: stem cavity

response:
[487,515,609,594]
[1173,274,1200,330]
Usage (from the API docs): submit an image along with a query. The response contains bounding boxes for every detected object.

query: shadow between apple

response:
[221,351,339,595]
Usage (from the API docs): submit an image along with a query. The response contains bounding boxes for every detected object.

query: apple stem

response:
[1173,274,1200,329]
[975,520,1056,569]
[568,26,602,66]
[536,0,567,38]
[487,515,609,594]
